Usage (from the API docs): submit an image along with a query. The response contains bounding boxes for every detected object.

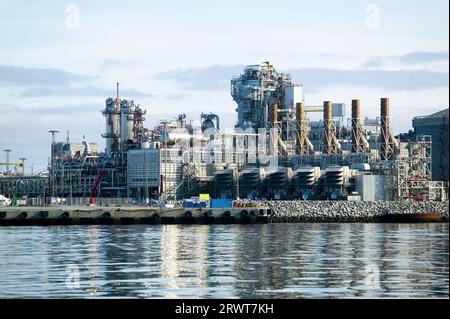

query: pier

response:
[0,206,270,226]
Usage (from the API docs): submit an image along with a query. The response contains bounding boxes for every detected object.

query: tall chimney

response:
[351,99,363,153]
[380,97,392,160]
[295,102,305,155]
[322,101,333,154]
[116,82,120,99]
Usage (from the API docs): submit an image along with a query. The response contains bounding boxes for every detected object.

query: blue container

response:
[210,199,233,208]
[197,201,207,208]
[183,201,195,208]
[183,200,208,208]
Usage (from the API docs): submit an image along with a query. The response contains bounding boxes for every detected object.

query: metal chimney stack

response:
[269,103,278,130]
[295,102,306,155]
[380,97,393,160]
[322,101,334,154]
[351,99,363,153]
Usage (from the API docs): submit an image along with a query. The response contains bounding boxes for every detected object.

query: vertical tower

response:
[102,83,121,156]
[380,97,393,160]
[351,99,364,153]
[120,99,136,144]
[269,103,278,131]
[3,149,11,173]
[295,102,305,155]
[231,62,293,131]
[322,101,334,154]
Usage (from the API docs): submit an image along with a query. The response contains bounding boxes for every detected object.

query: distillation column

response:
[102,83,121,156]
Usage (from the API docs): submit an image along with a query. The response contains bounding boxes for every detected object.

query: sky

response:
[0,0,448,173]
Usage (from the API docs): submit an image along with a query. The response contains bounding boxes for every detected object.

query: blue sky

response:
[0,0,448,173]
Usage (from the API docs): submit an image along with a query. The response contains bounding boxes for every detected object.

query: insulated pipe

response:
[267,104,288,155]
[332,135,342,153]
[305,138,315,154]
[278,137,288,155]
[362,135,370,152]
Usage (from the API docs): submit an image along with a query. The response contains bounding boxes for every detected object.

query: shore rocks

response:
[237,200,449,223]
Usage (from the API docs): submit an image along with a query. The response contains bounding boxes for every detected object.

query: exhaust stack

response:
[295,102,305,155]
[380,97,394,160]
[295,102,314,155]
[269,103,278,130]
[351,99,364,153]
[322,101,334,154]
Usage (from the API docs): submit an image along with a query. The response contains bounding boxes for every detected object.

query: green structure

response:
[412,108,449,182]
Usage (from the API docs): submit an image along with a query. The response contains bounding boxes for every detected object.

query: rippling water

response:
[0,223,448,298]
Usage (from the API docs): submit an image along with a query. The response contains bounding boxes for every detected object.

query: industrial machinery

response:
[1,63,447,203]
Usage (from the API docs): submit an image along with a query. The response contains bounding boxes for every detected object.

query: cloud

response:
[0,103,101,115]
[398,51,449,65]
[100,59,136,71]
[156,64,449,92]
[164,93,188,101]
[155,65,244,90]
[361,57,384,68]
[0,64,152,98]
[288,68,448,91]
[20,86,154,98]
[362,51,449,68]
[0,65,93,87]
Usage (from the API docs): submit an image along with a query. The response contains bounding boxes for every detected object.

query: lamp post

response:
[48,130,59,201]
[236,150,240,200]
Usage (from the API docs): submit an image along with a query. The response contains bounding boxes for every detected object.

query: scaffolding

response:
[391,135,446,201]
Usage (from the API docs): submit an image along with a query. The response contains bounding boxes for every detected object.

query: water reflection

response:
[0,223,447,298]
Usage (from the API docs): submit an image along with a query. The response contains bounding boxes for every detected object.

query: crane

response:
[89,169,104,205]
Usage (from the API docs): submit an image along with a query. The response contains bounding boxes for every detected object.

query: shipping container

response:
[210,198,233,208]
[183,200,207,208]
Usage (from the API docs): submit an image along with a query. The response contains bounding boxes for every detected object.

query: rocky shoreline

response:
[238,200,449,223]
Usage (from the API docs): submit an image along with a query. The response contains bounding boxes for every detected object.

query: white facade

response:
[284,85,303,109]
[355,175,389,201]
[332,103,346,118]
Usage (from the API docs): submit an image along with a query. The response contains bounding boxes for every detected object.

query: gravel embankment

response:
[237,200,449,223]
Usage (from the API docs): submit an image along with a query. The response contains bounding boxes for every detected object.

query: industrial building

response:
[1,62,448,203]
[412,109,449,182]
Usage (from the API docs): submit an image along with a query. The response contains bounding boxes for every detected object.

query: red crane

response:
[89,169,105,205]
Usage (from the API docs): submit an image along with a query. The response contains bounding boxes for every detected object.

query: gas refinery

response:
[0,62,449,204]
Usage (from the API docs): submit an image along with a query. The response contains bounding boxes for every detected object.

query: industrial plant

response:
[1,62,449,204]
